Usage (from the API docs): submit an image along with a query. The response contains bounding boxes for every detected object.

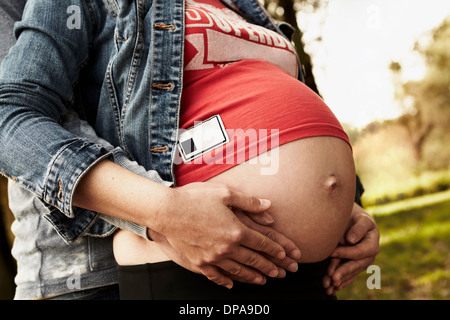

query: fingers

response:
[200,265,234,289]
[326,258,341,277]
[195,222,286,284]
[219,186,292,262]
[214,209,301,284]
[332,257,375,285]
[323,256,375,294]
[245,211,275,226]
[219,192,285,264]
[152,225,271,288]
[224,188,272,214]
[346,204,378,245]
[323,204,381,295]
[332,207,380,260]
[322,258,340,295]
[331,230,379,260]
[216,259,268,285]
[200,243,280,287]
[170,183,300,288]
[234,210,301,262]
[233,228,285,276]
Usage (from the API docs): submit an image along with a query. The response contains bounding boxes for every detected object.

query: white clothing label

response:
[178,115,229,163]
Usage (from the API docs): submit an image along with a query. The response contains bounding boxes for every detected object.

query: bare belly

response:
[113,136,356,264]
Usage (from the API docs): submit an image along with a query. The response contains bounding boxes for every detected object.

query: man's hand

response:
[149,207,301,287]
[322,203,380,295]
[232,209,301,278]
[150,182,302,289]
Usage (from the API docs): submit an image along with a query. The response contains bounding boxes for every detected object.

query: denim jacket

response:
[0,0,302,299]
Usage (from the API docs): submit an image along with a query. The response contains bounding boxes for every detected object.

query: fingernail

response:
[263,212,274,223]
[226,283,233,289]
[326,287,335,296]
[259,199,271,207]
[269,268,279,278]
[290,249,301,260]
[323,276,331,287]
[347,232,357,243]
[277,268,286,278]
[288,263,298,273]
[255,275,266,285]
[277,250,286,260]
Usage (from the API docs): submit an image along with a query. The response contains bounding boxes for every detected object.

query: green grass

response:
[360,170,450,207]
[337,191,450,300]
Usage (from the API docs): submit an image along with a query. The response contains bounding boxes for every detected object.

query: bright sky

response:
[297,0,450,128]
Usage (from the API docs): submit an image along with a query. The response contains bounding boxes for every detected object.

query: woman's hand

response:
[149,182,302,289]
[322,203,380,295]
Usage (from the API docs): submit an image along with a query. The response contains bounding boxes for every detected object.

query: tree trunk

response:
[277,0,320,95]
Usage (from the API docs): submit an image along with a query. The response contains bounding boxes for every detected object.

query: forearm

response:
[73,158,171,232]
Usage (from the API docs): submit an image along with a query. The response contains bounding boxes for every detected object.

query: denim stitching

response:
[147,0,158,167]
[102,0,118,18]
[121,0,144,125]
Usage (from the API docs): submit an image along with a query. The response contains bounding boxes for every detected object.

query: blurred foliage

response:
[339,17,450,300]
[352,16,450,206]
[353,119,450,206]
[391,15,450,168]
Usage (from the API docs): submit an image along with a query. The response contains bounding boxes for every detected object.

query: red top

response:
[174,0,351,186]
[183,0,299,84]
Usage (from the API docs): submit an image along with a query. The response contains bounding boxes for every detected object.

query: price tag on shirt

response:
[178,115,229,163]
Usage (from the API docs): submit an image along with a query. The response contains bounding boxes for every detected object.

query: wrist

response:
[149,186,180,234]
[73,159,177,232]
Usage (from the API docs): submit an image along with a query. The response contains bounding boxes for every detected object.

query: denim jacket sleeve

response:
[59,110,173,241]
[0,0,112,242]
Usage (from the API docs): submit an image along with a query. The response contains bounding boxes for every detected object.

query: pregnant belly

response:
[114,135,355,265]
